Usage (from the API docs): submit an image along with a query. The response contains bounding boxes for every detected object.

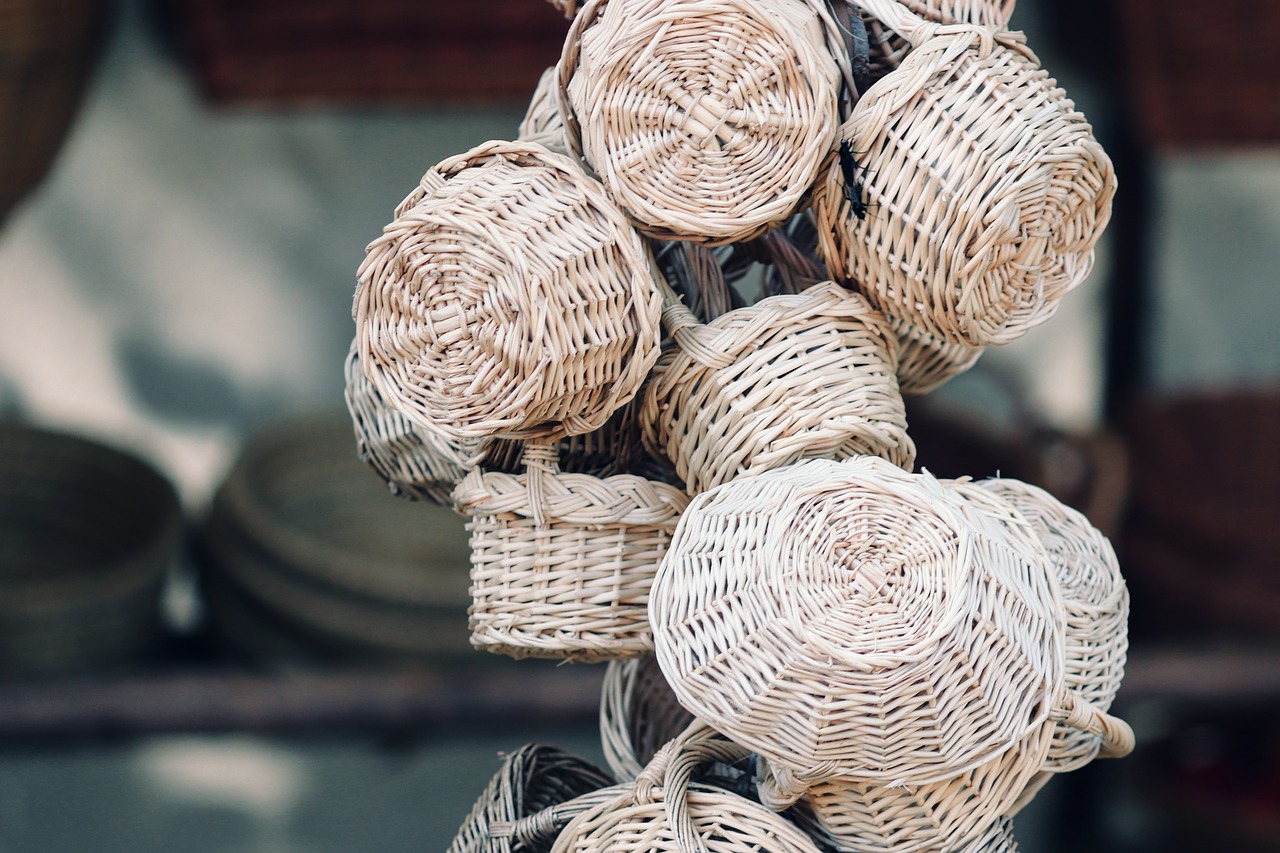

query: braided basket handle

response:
[1050,688,1135,759]
[520,439,562,527]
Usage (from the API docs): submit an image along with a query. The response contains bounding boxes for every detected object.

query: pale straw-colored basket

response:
[778,714,1050,853]
[812,0,1115,347]
[640,277,914,496]
[354,139,662,445]
[600,655,697,782]
[552,725,820,853]
[519,67,570,155]
[977,478,1130,773]
[852,0,1020,86]
[649,455,1065,786]
[559,0,850,245]
[447,743,618,853]
[892,317,985,395]
[342,337,477,504]
[453,440,689,662]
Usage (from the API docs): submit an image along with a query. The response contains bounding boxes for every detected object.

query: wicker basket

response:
[343,337,477,504]
[812,0,1115,348]
[552,730,819,853]
[780,713,1050,853]
[558,0,850,245]
[354,139,662,445]
[453,440,689,663]
[201,411,476,665]
[448,743,618,853]
[978,478,1129,773]
[519,66,570,155]
[649,455,1065,786]
[640,278,914,495]
[0,423,182,677]
[851,0,1019,88]
[600,655,697,782]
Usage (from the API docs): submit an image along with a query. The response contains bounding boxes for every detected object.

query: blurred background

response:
[1,0,1277,850]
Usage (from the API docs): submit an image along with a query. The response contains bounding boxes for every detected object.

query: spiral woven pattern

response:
[559,0,845,245]
[813,0,1115,347]
[641,281,914,495]
[519,67,570,155]
[343,337,479,504]
[355,140,662,444]
[600,655,697,782]
[782,714,1050,853]
[650,456,1063,785]
[447,743,616,853]
[453,443,689,662]
[977,478,1129,772]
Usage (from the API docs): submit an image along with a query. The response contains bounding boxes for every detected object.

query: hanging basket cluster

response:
[342,0,1131,849]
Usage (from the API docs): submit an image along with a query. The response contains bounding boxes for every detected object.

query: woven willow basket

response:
[355,139,662,445]
[600,655,697,782]
[977,478,1129,773]
[892,317,985,396]
[559,0,850,245]
[650,455,1064,786]
[853,0,1020,87]
[778,713,1050,853]
[519,66,570,155]
[812,0,1115,347]
[447,743,617,853]
[641,279,914,496]
[343,337,474,504]
[453,440,689,662]
[552,730,820,853]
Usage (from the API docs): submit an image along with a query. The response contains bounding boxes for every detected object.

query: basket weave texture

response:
[559,0,847,245]
[519,67,571,155]
[600,655,696,782]
[782,713,1049,853]
[0,423,181,676]
[355,139,662,445]
[552,731,818,853]
[447,743,616,853]
[453,441,689,662]
[641,280,914,495]
[650,456,1064,787]
[978,477,1129,773]
[813,0,1115,347]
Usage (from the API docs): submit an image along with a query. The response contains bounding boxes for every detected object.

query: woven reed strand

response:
[454,446,689,663]
[977,478,1129,773]
[560,0,843,245]
[355,140,661,443]
[813,1,1115,347]
[650,456,1062,786]
[641,281,914,495]
[854,0,1019,85]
